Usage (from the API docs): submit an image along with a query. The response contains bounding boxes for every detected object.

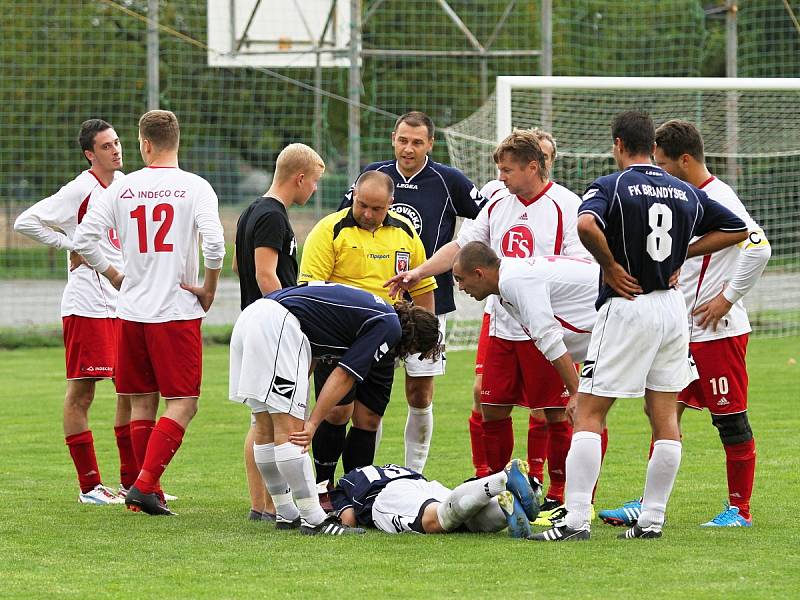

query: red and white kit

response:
[14,169,124,379]
[678,176,770,414]
[497,256,598,364]
[460,180,591,408]
[73,166,225,397]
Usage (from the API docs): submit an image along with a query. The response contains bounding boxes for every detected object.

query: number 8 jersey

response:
[578,164,746,308]
[74,166,225,322]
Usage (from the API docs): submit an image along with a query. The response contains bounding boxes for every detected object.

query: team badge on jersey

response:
[501,225,534,258]
[395,251,410,274]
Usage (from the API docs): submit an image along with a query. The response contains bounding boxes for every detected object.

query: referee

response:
[299,170,436,495]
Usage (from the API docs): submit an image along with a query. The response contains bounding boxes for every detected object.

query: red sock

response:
[527,414,548,482]
[114,424,137,489]
[129,419,156,473]
[482,417,514,474]
[724,438,756,520]
[648,435,655,459]
[545,420,572,503]
[66,430,102,493]
[469,411,491,477]
[134,417,185,494]
[591,427,609,503]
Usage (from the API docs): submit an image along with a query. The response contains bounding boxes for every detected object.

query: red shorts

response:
[62,316,118,380]
[474,313,491,375]
[116,318,203,398]
[678,333,749,415]
[481,336,569,410]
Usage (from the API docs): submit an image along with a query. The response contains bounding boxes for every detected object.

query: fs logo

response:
[107,228,121,250]
[501,225,534,258]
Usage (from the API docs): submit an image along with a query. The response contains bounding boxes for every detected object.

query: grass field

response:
[1,338,798,599]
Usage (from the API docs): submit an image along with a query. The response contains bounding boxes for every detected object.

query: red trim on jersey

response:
[489,186,507,199]
[693,254,713,302]
[516,181,553,207]
[698,176,716,189]
[551,198,564,255]
[87,170,109,189]
[77,194,91,224]
[555,315,590,334]
[487,196,502,219]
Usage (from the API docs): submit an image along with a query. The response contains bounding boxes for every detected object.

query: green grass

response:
[0,338,798,598]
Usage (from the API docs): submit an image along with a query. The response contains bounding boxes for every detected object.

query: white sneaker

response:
[119,484,178,502]
[79,484,125,505]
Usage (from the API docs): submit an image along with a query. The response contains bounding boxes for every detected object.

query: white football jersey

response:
[498,256,599,362]
[14,169,124,318]
[680,176,767,342]
[73,166,225,323]
[459,180,591,340]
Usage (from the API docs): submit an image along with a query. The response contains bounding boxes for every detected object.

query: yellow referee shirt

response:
[299,207,437,303]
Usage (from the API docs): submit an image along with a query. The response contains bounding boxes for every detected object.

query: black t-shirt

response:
[235,196,298,310]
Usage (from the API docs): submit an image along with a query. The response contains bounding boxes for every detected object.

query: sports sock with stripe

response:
[66,430,102,493]
[274,442,326,526]
[311,420,346,484]
[404,405,433,473]
[134,417,184,495]
[724,438,756,520]
[114,424,137,489]
[468,410,490,477]
[254,442,300,522]
[437,471,507,531]
[527,413,548,482]
[481,417,514,474]
[564,431,601,530]
[545,419,572,503]
[637,439,682,529]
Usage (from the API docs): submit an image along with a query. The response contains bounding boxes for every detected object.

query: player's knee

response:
[711,411,753,446]
[65,389,94,412]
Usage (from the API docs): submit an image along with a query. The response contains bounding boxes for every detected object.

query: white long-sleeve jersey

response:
[680,176,771,342]
[13,169,124,318]
[459,180,592,340]
[73,166,225,323]
[497,256,599,363]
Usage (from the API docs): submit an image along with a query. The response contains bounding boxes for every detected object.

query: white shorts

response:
[403,314,447,377]
[578,290,694,398]
[229,299,311,420]
[371,478,451,534]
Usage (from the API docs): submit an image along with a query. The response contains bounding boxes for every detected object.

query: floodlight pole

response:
[348,0,362,183]
[541,0,553,132]
[726,0,739,188]
[147,0,159,110]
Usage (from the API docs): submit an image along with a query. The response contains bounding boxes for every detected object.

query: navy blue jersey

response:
[340,158,486,314]
[579,165,747,307]
[266,282,401,382]
[329,464,425,527]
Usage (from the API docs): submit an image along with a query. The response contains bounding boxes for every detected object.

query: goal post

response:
[442,76,800,341]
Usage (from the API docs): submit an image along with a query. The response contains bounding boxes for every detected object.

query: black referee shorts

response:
[313,352,395,417]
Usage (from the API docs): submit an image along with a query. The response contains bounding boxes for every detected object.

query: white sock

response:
[274,442,326,526]
[253,442,300,522]
[404,404,433,472]
[637,440,682,529]
[564,431,602,530]
[465,500,507,533]
[436,471,507,531]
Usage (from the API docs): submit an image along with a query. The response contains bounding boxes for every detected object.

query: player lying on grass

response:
[331,460,539,538]
[229,282,440,536]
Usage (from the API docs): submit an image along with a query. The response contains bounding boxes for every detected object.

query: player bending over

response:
[331,460,539,538]
[229,282,440,536]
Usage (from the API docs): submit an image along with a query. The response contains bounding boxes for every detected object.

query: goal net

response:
[443,76,800,343]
